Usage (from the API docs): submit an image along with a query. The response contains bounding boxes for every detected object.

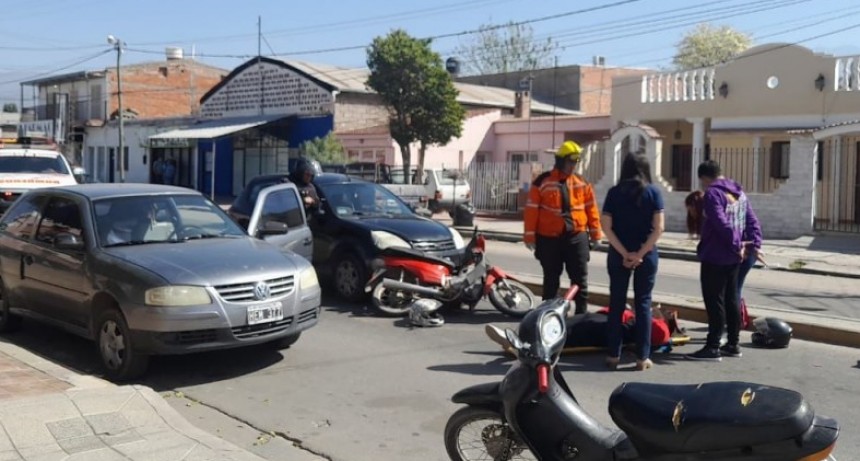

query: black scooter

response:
[444,286,840,461]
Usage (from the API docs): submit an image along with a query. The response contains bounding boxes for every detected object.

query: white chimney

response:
[592,55,606,66]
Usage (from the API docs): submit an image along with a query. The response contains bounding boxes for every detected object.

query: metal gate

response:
[465,142,606,214]
[815,136,860,233]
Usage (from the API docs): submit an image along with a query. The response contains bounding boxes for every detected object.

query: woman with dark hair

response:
[600,152,665,370]
[685,190,704,239]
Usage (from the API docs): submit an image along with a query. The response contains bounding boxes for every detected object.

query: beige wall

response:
[612,44,860,127]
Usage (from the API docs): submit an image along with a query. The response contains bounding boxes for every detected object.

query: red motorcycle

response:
[365,230,536,317]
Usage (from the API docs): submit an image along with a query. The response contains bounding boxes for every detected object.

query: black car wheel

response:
[96,308,149,381]
[0,279,22,333]
[334,253,367,302]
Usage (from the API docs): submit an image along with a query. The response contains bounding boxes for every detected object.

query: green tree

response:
[299,133,346,164]
[454,21,560,76]
[413,81,465,183]
[673,23,751,70]
[2,103,17,113]
[367,29,465,183]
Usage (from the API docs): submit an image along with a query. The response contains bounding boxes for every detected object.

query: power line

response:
[0,49,111,86]
[125,0,643,59]
[131,0,515,46]
[440,0,803,61]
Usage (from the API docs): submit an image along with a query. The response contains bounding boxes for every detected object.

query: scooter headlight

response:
[540,313,565,346]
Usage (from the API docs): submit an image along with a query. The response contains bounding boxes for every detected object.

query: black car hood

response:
[350,216,451,242]
[104,237,299,286]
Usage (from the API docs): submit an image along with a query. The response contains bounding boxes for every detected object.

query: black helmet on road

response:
[751,317,792,348]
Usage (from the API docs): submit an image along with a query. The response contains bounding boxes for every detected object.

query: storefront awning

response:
[149,114,289,140]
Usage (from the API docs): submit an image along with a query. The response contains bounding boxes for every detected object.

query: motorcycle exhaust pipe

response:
[382,279,442,298]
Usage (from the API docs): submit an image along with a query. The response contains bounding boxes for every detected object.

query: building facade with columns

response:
[607,43,860,237]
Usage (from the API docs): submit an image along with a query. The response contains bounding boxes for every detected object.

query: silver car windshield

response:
[321,183,412,218]
[94,194,246,247]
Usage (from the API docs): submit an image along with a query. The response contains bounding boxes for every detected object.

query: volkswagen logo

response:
[253,281,271,300]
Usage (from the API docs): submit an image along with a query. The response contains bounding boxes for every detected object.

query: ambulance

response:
[0,137,79,215]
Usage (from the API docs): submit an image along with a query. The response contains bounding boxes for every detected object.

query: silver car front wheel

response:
[97,308,149,381]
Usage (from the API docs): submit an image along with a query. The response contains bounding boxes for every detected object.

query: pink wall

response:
[491,115,611,163]
[336,113,611,169]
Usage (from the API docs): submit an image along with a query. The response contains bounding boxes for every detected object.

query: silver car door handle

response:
[302,238,312,246]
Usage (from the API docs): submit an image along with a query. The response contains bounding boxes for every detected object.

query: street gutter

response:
[509,272,860,349]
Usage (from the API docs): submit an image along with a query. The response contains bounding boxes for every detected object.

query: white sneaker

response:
[485,324,514,351]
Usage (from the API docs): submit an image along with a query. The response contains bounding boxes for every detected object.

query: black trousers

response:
[700,261,741,348]
[536,232,589,313]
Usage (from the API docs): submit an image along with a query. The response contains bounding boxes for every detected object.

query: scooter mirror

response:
[505,328,523,350]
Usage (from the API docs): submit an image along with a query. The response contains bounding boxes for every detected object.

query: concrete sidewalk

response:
[0,341,287,461]
[437,215,860,279]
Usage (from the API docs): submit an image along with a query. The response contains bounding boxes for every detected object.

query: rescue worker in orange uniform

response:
[524,141,602,314]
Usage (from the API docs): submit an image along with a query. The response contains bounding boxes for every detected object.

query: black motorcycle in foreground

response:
[444,286,840,461]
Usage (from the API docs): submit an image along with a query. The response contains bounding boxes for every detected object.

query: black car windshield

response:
[320,182,412,217]
[95,194,246,247]
[0,155,70,174]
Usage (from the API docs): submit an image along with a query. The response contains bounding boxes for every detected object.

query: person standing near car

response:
[687,160,761,362]
[600,152,664,371]
[289,158,321,215]
[523,140,602,314]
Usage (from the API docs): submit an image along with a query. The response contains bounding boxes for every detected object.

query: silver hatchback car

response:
[0,184,321,380]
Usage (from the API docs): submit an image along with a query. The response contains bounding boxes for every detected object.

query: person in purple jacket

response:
[687,160,761,362]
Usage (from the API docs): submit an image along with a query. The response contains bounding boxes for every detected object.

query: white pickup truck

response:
[0,138,79,214]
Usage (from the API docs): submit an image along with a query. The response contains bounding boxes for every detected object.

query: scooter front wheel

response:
[488,279,537,318]
[444,406,535,461]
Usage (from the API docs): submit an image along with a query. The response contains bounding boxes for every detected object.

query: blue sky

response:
[2,0,859,106]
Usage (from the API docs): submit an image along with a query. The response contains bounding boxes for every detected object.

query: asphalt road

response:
[484,240,860,320]
[5,296,859,460]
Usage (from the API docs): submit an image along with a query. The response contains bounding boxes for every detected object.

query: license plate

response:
[247,302,284,325]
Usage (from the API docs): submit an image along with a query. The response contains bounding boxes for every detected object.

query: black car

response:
[234,173,465,301]
[227,174,291,228]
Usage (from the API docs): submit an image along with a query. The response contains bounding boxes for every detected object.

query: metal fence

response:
[466,162,526,213]
[815,137,860,233]
[666,147,781,194]
[466,142,607,214]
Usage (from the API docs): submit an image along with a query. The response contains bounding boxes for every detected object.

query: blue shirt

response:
[602,182,664,252]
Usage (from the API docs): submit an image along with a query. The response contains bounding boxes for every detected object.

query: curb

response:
[511,275,860,349]
[453,227,860,280]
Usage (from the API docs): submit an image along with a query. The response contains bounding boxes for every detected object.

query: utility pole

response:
[108,35,125,182]
[552,56,558,150]
[258,16,264,116]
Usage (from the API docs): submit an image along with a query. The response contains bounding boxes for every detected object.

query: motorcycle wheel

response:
[444,406,535,461]
[488,279,537,318]
[370,274,418,317]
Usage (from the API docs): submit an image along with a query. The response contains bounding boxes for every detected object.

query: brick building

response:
[143,56,575,197]
[19,48,227,169]
[455,63,650,115]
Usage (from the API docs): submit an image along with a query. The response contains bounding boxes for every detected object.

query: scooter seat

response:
[380,246,457,268]
[608,381,814,455]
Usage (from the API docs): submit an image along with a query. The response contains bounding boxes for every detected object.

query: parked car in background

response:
[0,137,78,215]
[390,167,471,213]
[425,168,471,213]
[233,173,465,301]
[0,184,320,380]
